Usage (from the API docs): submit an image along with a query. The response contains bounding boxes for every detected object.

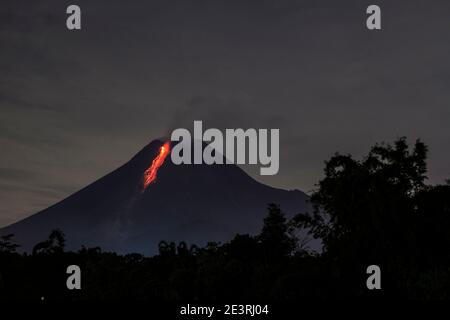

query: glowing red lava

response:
[142,142,170,190]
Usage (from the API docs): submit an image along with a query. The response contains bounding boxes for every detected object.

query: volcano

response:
[0,140,311,255]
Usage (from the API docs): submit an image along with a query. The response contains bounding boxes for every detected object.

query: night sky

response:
[1,0,450,227]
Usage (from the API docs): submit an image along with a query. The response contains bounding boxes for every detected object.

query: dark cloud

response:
[0,168,39,181]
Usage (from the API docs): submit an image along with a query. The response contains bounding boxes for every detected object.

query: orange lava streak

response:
[142,142,170,190]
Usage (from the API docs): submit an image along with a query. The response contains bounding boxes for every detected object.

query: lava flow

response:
[142,142,171,190]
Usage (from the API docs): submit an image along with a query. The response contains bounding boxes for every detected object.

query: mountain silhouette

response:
[0,140,311,255]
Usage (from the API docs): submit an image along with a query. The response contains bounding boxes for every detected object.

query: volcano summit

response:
[0,140,310,255]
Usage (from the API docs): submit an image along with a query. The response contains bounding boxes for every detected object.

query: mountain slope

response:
[1,140,311,255]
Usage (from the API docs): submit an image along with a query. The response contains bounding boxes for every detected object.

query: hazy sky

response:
[1,0,450,227]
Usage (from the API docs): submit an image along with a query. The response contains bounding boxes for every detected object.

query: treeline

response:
[1,138,450,300]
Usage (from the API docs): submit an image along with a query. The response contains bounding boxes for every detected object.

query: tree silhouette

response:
[0,234,19,253]
[32,229,66,255]
[292,138,450,297]
[294,138,428,257]
[259,203,295,260]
